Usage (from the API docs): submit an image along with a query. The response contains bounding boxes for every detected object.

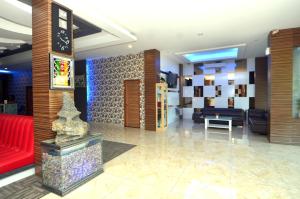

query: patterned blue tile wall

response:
[8,70,32,114]
[87,52,145,128]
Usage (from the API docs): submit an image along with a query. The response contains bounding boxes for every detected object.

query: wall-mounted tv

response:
[50,54,74,89]
[166,71,178,88]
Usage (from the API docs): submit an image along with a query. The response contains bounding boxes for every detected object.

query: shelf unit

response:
[156,83,168,131]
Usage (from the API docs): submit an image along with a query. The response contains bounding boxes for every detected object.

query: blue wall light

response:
[183,48,238,62]
[0,69,12,74]
[86,59,94,121]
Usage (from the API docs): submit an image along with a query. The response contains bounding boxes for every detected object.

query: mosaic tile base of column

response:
[41,134,103,196]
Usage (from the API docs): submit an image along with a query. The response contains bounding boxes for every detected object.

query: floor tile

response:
[40,120,300,199]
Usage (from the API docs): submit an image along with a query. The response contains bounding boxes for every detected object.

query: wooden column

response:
[32,0,73,169]
[268,27,300,144]
[144,49,160,131]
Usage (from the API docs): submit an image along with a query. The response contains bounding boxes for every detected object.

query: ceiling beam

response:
[0,17,32,35]
[0,37,26,44]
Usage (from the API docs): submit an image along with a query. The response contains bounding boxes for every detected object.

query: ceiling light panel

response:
[183,48,238,63]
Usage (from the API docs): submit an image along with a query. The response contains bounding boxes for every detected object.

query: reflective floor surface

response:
[42,120,300,199]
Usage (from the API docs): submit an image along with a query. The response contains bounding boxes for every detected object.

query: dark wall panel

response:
[0,74,9,103]
[74,60,87,121]
[255,57,268,110]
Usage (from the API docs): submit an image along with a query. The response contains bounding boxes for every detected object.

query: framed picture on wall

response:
[50,54,74,89]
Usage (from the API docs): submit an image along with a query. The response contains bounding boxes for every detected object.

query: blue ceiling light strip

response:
[183,48,238,62]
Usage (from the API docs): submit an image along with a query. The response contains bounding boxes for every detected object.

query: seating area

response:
[0,114,34,174]
[192,108,245,126]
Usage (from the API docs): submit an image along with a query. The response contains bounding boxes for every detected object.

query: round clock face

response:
[56,29,70,51]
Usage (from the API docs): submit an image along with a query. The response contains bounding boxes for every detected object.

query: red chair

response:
[0,114,34,174]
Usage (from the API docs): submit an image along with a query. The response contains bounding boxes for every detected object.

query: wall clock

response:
[52,3,72,54]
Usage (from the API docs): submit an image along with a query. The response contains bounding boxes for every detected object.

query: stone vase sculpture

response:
[52,92,89,144]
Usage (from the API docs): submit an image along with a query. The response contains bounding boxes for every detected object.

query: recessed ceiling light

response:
[128,44,133,49]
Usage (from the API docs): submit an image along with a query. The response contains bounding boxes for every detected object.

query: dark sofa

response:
[248,109,268,134]
[192,108,245,126]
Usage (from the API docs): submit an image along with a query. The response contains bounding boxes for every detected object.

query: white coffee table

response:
[204,116,232,131]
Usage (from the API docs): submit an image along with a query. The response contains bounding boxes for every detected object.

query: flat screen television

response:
[166,72,178,88]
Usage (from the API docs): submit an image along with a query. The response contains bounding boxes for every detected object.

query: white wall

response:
[160,53,180,124]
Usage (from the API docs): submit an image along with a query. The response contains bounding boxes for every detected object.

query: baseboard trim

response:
[0,165,35,188]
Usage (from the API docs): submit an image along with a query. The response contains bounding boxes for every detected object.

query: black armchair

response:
[248,109,268,134]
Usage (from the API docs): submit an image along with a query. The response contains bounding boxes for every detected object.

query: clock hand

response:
[59,37,68,44]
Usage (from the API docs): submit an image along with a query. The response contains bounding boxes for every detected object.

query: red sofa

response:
[0,114,34,174]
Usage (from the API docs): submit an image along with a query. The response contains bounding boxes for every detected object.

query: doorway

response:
[26,86,33,115]
[124,80,140,128]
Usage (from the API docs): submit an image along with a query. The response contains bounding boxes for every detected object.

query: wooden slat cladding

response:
[268,28,300,144]
[32,0,74,166]
[144,49,160,131]
[32,0,51,165]
[255,57,268,110]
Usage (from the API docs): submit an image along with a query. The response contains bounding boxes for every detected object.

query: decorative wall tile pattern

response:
[235,85,247,97]
[182,59,256,116]
[8,70,32,114]
[215,85,222,97]
[87,52,145,128]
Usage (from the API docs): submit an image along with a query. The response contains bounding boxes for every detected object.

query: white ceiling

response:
[1,0,300,68]
[0,0,137,69]
[60,0,300,60]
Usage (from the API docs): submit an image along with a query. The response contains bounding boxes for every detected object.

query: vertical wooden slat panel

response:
[32,0,51,166]
[269,28,300,144]
[144,49,160,131]
[32,0,74,167]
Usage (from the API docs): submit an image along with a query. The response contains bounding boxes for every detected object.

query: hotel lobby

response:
[0,0,300,198]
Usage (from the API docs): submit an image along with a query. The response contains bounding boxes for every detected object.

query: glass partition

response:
[293,47,300,118]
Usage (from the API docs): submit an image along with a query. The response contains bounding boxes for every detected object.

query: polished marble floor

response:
[42,120,300,199]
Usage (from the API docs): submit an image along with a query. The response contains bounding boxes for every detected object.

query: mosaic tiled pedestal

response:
[41,134,103,196]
